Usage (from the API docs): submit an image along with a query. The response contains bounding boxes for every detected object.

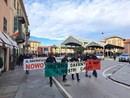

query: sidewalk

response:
[0,66,64,98]
[110,63,130,87]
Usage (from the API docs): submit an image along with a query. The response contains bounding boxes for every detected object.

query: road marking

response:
[52,77,73,98]
[102,64,119,78]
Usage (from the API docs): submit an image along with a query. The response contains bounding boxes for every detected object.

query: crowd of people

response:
[45,52,99,87]
[17,52,99,87]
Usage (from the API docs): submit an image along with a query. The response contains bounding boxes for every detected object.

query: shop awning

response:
[0,31,13,47]
[0,39,2,46]
[3,32,18,48]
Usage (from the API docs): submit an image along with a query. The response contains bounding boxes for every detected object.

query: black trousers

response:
[63,75,66,80]
[49,77,53,85]
[72,73,79,80]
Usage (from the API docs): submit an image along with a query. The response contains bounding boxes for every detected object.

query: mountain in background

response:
[29,36,63,46]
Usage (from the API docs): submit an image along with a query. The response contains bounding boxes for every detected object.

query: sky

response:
[24,0,130,45]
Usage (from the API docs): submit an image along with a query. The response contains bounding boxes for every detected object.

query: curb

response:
[52,77,73,98]
[109,76,130,87]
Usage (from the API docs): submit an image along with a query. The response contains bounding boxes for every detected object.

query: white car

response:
[96,54,104,60]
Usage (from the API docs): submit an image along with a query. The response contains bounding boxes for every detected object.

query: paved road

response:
[56,60,130,98]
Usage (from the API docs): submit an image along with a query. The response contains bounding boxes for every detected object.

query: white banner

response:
[23,57,46,70]
[67,61,86,74]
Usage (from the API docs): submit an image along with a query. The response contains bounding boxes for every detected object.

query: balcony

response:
[17,11,25,24]
[26,29,30,36]
[15,32,25,44]
[25,41,30,47]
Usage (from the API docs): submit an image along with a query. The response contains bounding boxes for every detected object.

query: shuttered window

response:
[14,16,18,33]
[3,17,7,32]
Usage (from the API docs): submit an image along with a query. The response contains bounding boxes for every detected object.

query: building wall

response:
[105,37,124,47]
[124,39,130,54]
[28,40,41,54]
[0,0,29,72]
[0,0,10,33]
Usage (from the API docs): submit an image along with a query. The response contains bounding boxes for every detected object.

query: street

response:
[55,60,130,98]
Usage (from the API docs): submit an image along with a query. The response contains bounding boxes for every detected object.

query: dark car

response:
[118,53,130,62]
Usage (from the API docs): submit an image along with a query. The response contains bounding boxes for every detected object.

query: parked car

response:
[96,54,104,60]
[118,53,130,62]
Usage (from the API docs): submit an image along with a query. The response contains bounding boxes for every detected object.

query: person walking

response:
[18,54,24,66]
[0,57,3,75]
[70,54,80,82]
[61,55,68,82]
[83,53,91,77]
[46,53,56,87]
[90,53,99,78]
[24,53,32,74]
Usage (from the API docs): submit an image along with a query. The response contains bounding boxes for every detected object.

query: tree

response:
[74,46,85,54]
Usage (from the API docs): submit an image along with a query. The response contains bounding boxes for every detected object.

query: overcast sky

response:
[24,0,130,45]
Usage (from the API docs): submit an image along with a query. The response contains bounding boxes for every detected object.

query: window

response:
[14,16,18,33]
[3,17,7,32]
[4,0,8,5]
[112,40,116,45]
[107,40,111,44]
[14,0,16,9]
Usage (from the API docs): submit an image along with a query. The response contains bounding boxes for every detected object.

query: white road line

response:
[102,64,119,78]
[52,77,73,98]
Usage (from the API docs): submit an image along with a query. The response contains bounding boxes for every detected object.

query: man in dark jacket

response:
[46,53,56,87]
[61,55,68,82]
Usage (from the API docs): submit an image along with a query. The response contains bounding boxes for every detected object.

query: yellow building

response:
[101,36,124,53]
[28,40,41,54]
[104,36,124,47]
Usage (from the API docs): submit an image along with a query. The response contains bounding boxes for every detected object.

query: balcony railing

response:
[26,29,30,36]
[17,10,25,24]
[15,32,25,44]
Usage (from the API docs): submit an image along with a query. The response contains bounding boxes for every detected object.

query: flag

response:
[13,30,19,38]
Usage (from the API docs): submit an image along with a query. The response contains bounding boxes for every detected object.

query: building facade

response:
[101,36,125,54]
[0,0,30,71]
[28,40,41,54]
[124,39,130,54]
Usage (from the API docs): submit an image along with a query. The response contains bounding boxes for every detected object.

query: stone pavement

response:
[110,63,130,87]
[0,66,64,98]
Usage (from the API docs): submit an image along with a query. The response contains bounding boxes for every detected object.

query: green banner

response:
[45,62,68,77]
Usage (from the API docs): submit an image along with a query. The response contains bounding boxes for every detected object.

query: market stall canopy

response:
[85,41,106,48]
[61,35,91,46]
